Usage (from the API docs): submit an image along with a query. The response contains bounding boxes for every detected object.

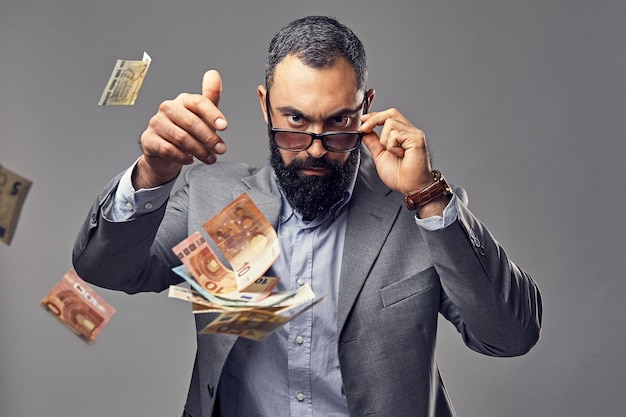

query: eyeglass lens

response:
[273,131,362,152]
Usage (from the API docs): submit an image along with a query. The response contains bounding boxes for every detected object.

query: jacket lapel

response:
[233,165,282,228]
[337,150,403,334]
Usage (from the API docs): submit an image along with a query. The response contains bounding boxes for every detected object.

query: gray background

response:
[1,0,624,416]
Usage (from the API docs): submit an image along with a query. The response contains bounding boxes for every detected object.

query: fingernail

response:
[214,142,227,154]
[215,118,227,130]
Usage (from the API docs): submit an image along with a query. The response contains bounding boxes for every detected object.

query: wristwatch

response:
[403,170,451,210]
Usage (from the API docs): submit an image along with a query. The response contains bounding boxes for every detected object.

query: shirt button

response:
[125,202,134,210]
[295,335,304,344]
[144,202,153,210]
[296,278,305,286]
[296,392,305,402]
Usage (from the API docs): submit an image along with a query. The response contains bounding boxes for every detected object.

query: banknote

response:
[200,309,289,341]
[171,282,316,314]
[173,232,239,295]
[172,231,208,264]
[167,285,225,313]
[172,231,280,301]
[98,52,151,105]
[41,269,116,344]
[171,265,294,307]
[187,245,280,301]
[0,164,32,245]
[271,283,317,313]
[203,193,280,292]
[199,297,325,341]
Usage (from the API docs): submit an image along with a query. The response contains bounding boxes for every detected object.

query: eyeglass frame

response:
[265,89,370,153]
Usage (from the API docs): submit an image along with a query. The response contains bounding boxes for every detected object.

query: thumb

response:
[361,131,384,160]
[202,70,222,107]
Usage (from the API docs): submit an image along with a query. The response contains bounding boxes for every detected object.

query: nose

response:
[305,123,327,158]
[306,137,328,159]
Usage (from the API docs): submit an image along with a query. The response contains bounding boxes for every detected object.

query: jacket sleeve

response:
[420,189,542,357]
[72,172,189,294]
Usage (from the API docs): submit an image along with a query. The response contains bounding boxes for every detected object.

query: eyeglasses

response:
[265,91,368,153]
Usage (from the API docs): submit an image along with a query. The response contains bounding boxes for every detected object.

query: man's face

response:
[258,55,369,219]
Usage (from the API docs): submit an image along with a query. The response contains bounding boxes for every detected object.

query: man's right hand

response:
[133,70,228,189]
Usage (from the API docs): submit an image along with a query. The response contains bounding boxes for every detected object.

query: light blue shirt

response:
[106,157,459,416]
[218,181,352,417]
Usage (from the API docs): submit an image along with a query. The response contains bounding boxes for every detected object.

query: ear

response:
[365,88,375,113]
[257,85,268,124]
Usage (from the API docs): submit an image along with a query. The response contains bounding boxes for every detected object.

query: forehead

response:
[270,55,361,111]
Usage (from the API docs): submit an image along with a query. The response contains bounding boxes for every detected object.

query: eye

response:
[330,116,353,128]
[287,114,305,126]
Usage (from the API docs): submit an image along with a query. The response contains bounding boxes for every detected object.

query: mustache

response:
[286,155,340,171]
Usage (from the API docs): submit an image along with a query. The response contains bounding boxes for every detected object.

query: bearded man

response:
[73,15,542,417]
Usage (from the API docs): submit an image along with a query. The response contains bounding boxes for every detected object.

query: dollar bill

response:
[0,164,32,245]
[98,51,151,105]
[203,193,280,292]
[41,269,116,344]
[199,297,325,341]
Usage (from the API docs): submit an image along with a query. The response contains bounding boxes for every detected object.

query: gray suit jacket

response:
[73,149,541,417]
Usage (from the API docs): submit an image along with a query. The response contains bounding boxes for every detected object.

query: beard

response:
[269,140,359,221]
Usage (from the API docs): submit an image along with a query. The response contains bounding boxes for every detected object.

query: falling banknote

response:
[172,231,280,301]
[98,52,151,105]
[203,193,281,292]
[41,269,116,344]
[199,297,325,341]
[0,164,32,245]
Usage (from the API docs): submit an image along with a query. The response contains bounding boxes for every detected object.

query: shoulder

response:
[183,161,264,184]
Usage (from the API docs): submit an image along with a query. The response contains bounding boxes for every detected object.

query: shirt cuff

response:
[413,194,459,231]
[104,158,177,221]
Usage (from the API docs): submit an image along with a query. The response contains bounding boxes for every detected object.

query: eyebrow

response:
[275,103,363,122]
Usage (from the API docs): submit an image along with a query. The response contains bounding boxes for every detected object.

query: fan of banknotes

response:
[168,193,321,341]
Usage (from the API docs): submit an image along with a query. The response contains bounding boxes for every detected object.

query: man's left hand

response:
[359,108,435,195]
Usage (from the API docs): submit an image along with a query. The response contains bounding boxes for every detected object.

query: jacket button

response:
[207,384,214,397]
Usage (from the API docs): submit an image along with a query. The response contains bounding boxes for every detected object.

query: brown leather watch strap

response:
[403,170,451,210]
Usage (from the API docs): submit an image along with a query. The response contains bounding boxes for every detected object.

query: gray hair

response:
[265,16,367,92]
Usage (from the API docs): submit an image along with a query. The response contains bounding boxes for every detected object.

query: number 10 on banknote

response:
[203,193,280,292]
